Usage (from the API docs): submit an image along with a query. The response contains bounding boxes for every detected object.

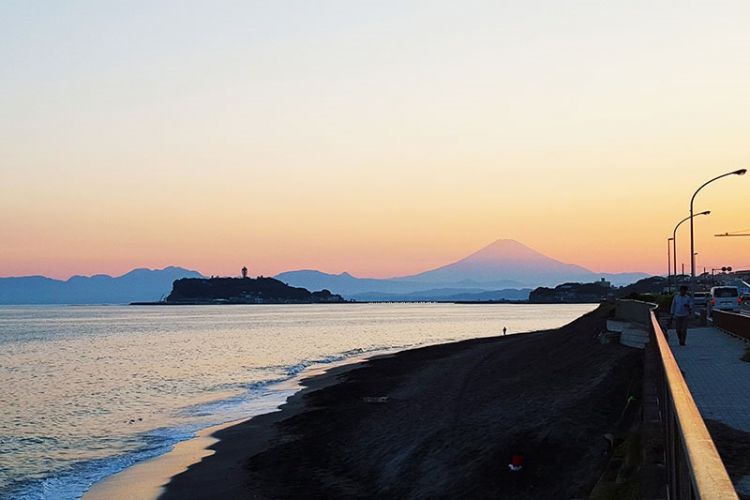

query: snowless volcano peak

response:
[403,238,594,285]
[462,239,559,264]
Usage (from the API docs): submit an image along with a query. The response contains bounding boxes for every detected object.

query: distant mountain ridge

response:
[0,239,650,304]
[0,267,203,304]
[276,239,650,300]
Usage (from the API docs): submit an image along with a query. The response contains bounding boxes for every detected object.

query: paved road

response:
[667,326,750,432]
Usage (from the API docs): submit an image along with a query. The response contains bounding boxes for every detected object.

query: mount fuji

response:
[276,239,649,300]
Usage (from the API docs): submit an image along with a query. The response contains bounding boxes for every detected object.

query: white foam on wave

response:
[4,345,405,500]
[6,427,192,500]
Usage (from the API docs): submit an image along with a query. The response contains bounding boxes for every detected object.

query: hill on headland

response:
[164,277,345,304]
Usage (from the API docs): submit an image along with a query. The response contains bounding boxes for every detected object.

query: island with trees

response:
[135,275,346,305]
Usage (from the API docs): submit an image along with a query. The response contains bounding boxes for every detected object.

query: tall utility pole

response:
[673,211,710,285]
[667,237,673,290]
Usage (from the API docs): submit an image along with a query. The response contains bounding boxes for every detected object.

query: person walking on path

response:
[671,285,693,346]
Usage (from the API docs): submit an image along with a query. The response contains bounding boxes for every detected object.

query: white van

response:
[693,291,709,307]
[708,286,741,315]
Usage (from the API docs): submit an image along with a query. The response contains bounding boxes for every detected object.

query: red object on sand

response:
[511,455,524,467]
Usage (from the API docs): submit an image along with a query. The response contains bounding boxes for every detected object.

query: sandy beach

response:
[135,304,642,499]
[84,360,371,500]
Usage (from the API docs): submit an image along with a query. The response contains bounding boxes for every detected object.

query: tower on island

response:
[241,266,248,279]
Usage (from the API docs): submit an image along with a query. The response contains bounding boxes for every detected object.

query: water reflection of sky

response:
[0,303,595,498]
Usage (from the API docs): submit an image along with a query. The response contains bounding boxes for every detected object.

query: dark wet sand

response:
[161,305,642,499]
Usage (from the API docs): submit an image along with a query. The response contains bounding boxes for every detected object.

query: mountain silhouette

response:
[1,240,649,304]
[0,267,203,304]
[402,239,595,285]
[277,239,649,299]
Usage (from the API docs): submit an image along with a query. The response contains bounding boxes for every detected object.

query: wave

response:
[2,344,409,500]
[2,426,192,500]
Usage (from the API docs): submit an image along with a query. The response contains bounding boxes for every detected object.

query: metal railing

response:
[649,309,738,499]
[712,310,750,342]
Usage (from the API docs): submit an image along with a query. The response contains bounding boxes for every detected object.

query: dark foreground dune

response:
[162,305,642,499]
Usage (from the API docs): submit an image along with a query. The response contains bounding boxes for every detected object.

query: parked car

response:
[707,286,741,315]
[693,291,709,308]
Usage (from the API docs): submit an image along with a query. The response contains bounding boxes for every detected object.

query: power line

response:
[715,231,750,237]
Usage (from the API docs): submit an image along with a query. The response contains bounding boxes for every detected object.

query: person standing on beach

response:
[671,285,693,346]
[503,327,507,336]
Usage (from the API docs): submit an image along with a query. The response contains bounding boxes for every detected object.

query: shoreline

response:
[84,354,388,499]
[103,304,642,499]
[82,326,551,499]
[84,418,244,500]
[83,304,630,500]
[35,302,595,499]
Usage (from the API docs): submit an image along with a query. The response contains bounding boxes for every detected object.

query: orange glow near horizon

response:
[2,2,749,280]
[2,163,748,280]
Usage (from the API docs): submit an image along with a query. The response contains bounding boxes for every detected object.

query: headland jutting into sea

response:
[132,276,346,305]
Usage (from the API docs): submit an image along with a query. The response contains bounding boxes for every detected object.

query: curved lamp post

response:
[690,169,746,282]
[674,211,710,287]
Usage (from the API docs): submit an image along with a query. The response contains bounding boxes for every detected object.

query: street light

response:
[673,211,710,287]
[690,169,747,283]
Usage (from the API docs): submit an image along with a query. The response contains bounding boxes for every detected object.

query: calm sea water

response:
[0,303,595,499]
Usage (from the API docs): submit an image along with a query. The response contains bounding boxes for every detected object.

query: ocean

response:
[0,303,596,499]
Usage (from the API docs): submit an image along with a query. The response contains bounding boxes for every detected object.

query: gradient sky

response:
[2,1,749,279]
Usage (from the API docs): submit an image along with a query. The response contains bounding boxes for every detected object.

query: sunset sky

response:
[2,1,749,279]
